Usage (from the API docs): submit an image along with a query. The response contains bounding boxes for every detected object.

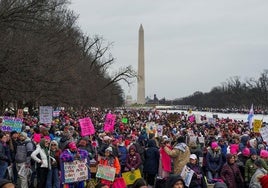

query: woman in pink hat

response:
[205,141,223,183]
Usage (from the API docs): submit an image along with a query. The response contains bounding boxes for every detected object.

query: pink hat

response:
[211,142,219,149]
[230,144,239,155]
[242,147,250,157]
[68,142,77,150]
[33,133,41,143]
[260,150,268,158]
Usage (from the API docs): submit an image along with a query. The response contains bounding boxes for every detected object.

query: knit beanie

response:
[260,150,268,158]
[260,175,268,187]
[242,147,250,157]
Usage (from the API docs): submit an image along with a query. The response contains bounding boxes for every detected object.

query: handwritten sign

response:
[79,117,95,136]
[39,106,53,124]
[1,116,23,132]
[96,164,116,181]
[104,113,116,132]
[62,159,89,183]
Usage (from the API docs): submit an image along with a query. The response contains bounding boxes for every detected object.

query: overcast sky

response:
[69,0,268,101]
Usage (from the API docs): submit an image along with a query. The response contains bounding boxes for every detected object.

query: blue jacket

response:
[118,145,127,165]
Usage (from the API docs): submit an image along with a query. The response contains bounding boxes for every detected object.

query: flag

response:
[247,104,254,129]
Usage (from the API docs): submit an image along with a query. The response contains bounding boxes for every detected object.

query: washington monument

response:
[137,24,145,104]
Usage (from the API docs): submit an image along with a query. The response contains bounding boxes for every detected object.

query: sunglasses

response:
[51,144,57,146]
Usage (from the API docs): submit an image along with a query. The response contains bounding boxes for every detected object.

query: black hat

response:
[254,159,263,168]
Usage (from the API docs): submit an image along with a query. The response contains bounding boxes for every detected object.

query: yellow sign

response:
[253,119,262,133]
[122,169,141,185]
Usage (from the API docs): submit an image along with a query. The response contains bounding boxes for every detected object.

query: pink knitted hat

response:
[242,147,250,157]
[211,142,219,149]
[260,150,268,158]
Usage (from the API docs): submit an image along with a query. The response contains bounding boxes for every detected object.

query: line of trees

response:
[173,70,268,110]
[0,0,136,114]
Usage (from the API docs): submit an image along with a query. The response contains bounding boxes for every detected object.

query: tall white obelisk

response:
[137,24,145,104]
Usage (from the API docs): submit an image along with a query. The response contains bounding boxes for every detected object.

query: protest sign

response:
[260,126,268,142]
[104,113,116,132]
[39,106,53,124]
[121,118,128,124]
[181,165,194,187]
[96,164,116,182]
[253,119,262,133]
[17,109,24,119]
[156,125,163,137]
[1,116,23,132]
[62,159,89,183]
[79,117,95,136]
[122,169,141,185]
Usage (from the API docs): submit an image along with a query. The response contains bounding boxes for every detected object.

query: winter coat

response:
[118,145,127,166]
[206,148,222,172]
[143,139,160,174]
[186,162,207,188]
[164,141,190,174]
[125,145,142,171]
[221,162,243,188]
[249,168,267,188]
[31,145,49,168]
[99,155,121,175]
[245,158,256,182]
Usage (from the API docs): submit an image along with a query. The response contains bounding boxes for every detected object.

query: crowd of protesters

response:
[0,108,268,188]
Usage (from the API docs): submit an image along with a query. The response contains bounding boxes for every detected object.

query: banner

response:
[96,164,116,182]
[62,159,89,183]
[39,106,53,124]
[104,113,116,132]
[122,169,142,185]
[1,116,23,132]
[79,117,95,136]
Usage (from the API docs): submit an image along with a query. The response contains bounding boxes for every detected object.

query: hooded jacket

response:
[125,144,142,171]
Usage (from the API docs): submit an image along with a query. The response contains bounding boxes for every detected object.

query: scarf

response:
[174,142,187,152]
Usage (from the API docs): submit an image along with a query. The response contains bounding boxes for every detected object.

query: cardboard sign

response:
[96,164,116,181]
[79,117,95,136]
[1,116,23,132]
[62,159,89,183]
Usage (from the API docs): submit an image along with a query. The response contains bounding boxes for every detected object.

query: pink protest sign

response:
[79,117,95,136]
[104,113,116,132]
